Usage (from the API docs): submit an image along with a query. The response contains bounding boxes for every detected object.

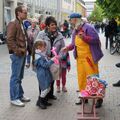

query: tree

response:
[96,0,120,18]
[88,5,104,22]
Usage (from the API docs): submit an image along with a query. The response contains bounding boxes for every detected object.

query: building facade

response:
[0,0,17,32]
[22,0,58,21]
[75,0,86,17]
[0,0,4,32]
[84,0,95,17]
[0,0,87,32]
[0,0,58,32]
[61,0,76,23]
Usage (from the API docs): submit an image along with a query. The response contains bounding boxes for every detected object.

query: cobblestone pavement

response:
[0,33,120,120]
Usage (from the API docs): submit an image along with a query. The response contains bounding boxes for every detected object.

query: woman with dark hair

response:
[35,16,65,106]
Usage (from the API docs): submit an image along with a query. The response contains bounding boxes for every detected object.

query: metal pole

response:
[3,0,5,34]
[57,0,61,24]
[0,0,4,33]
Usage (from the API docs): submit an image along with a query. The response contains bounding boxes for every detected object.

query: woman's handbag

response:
[50,64,60,80]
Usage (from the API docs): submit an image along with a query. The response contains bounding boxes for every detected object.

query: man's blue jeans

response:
[10,54,26,100]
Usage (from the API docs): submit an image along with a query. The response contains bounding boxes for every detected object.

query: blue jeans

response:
[10,54,26,100]
[26,54,31,64]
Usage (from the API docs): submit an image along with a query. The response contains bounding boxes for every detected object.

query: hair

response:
[34,40,46,50]
[32,40,46,65]
[15,5,26,18]
[45,16,57,26]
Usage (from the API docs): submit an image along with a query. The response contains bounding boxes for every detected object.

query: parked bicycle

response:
[110,32,120,55]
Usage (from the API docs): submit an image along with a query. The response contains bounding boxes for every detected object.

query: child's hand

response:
[61,47,69,52]
[51,56,59,64]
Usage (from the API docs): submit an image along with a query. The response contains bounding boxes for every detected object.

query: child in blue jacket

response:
[32,40,56,109]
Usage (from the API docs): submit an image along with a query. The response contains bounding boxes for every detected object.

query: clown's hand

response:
[61,46,69,52]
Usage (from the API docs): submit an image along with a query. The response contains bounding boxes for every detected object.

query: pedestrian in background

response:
[112,63,120,87]
[62,20,69,38]
[23,19,31,30]
[39,22,46,31]
[26,19,39,68]
[7,5,30,107]
[108,18,118,48]
[104,22,110,49]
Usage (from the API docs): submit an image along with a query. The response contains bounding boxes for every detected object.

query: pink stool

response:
[77,95,103,120]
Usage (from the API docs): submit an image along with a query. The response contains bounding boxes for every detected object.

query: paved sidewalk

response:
[0,33,120,120]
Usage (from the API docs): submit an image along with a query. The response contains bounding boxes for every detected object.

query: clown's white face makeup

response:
[70,18,83,29]
[70,18,77,25]
[75,19,83,29]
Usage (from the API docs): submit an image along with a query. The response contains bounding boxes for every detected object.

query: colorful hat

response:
[69,13,82,19]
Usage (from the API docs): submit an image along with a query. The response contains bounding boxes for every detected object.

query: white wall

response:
[0,0,4,32]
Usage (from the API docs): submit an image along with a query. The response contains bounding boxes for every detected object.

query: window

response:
[64,0,71,3]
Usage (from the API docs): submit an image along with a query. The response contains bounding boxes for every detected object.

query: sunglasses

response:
[22,12,27,14]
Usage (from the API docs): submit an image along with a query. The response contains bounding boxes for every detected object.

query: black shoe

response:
[43,98,52,106]
[44,101,52,106]
[36,97,47,109]
[113,80,120,87]
[85,99,88,103]
[75,100,82,105]
[75,99,88,105]
[95,99,103,108]
[49,95,57,100]
[36,96,40,106]
[116,63,120,68]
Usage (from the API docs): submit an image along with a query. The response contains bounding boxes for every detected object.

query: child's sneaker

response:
[62,86,67,92]
[57,86,60,93]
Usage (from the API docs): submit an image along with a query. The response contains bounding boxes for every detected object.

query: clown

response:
[63,13,104,108]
